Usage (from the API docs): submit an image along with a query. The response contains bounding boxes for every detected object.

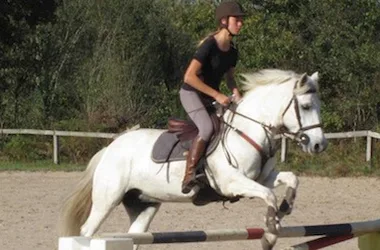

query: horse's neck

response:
[226,83,291,144]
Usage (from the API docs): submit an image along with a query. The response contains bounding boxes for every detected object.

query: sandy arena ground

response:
[0,172,379,250]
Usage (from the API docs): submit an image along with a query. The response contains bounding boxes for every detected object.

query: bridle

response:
[219,79,322,167]
[278,83,322,145]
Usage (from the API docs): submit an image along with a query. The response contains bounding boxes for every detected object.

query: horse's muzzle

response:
[297,133,328,153]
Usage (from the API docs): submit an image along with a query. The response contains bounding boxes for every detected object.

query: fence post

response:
[281,136,287,162]
[53,133,60,165]
[366,135,372,168]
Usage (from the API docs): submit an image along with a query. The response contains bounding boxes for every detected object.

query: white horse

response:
[59,69,327,250]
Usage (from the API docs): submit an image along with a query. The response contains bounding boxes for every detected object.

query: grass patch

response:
[0,160,86,172]
[277,138,380,177]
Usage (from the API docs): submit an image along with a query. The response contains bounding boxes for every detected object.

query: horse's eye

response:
[302,105,311,110]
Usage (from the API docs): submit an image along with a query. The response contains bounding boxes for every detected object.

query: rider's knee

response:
[199,123,213,141]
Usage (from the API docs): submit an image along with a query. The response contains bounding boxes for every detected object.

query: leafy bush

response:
[2,135,50,161]
[59,137,109,164]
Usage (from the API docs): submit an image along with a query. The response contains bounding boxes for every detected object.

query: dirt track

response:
[0,172,379,250]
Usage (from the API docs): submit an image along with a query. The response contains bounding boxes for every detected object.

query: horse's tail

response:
[58,147,106,236]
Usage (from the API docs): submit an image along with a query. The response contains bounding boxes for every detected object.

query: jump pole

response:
[284,231,380,250]
[104,228,265,244]
[283,234,358,250]
[102,218,380,244]
[58,219,380,250]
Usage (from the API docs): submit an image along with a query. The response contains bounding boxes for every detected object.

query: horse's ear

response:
[311,72,319,82]
[297,73,308,88]
[310,72,319,90]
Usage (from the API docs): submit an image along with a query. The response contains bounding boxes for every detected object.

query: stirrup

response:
[195,173,207,187]
[182,172,207,193]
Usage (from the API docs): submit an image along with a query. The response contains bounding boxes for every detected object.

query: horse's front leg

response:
[258,169,299,219]
[256,157,299,219]
[254,159,299,250]
[216,171,281,235]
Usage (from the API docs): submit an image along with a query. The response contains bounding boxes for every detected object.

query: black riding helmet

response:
[215,1,246,26]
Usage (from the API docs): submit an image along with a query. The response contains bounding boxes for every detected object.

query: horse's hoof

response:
[261,233,277,250]
[277,199,292,220]
[278,187,296,217]
[279,199,291,213]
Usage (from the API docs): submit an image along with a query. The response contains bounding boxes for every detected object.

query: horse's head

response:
[238,69,327,154]
[279,72,327,153]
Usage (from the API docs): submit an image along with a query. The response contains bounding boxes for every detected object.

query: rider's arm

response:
[184,60,230,105]
[183,59,219,99]
[226,67,242,101]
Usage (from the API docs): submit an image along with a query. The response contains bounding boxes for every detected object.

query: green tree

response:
[0,0,58,127]
[1,0,379,132]
[69,0,195,129]
[239,0,380,131]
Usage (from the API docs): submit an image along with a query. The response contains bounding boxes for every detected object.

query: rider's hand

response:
[214,93,230,106]
[233,93,242,103]
[232,89,242,103]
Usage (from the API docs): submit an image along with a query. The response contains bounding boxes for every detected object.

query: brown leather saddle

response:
[151,113,222,163]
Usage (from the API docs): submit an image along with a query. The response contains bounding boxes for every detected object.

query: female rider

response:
[180,1,245,194]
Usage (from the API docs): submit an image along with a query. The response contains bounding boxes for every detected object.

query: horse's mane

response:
[241,69,300,93]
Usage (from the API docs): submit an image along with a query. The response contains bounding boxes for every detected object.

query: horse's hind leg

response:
[122,191,161,250]
[80,171,127,236]
[122,191,161,233]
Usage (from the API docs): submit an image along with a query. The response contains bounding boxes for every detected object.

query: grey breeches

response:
[179,88,213,141]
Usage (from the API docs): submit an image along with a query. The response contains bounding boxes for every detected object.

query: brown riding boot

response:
[181,136,207,194]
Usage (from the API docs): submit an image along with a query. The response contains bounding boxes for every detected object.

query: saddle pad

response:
[151,131,220,163]
[151,132,191,163]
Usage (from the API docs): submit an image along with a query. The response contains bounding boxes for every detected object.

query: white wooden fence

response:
[0,127,379,168]
[280,130,380,168]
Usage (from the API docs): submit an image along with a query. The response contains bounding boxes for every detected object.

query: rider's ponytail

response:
[197,29,222,47]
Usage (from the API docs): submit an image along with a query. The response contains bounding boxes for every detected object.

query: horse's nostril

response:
[314,143,320,152]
